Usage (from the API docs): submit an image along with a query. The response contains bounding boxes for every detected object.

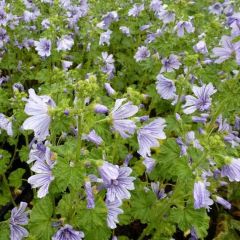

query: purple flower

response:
[227,13,240,36]
[82,129,103,146]
[57,35,74,51]
[110,99,138,138]
[10,202,29,240]
[99,162,135,202]
[186,131,203,151]
[34,38,51,57]
[62,60,73,70]
[174,21,195,37]
[0,9,7,26]
[137,118,166,157]
[176,137,188,156]
[84,181,95,209]
[150,0,163,13]
[119,26,130,36]
[28,148,55,198]
[52,224,84,240]
[192,113,209,123]
[156,74,176,100]
[151,182,166,199]
[106,199,123,229]
[193,40,208,54]
[235,116,240,130]
[94,104,109,114]
[161,54,181,72]
[208,3,223,15]
[221,158,240,182]
[215,196,231,209]
[128,4,144,17]
[143,157,156,173]
[0,113,13,136]
[104,83,116,96]
[97,11,118,30]
[157,10,175,24]
[134,46,150,62]
[99,30,112,46]
[193,181,213,209]
[183,83,216,114]
[0,28,9,48]
[212,36,239,63]
[22,89,56,140]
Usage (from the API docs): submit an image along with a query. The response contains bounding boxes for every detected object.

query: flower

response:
[28,148,55,198]
[0,113,13,136]
[57,35,74,51]
[134,46,150,62]
[99,30,112,46]
[212,36,240,64]
[143,157,156,173]
[215,196,231,209]
[193,181,213,209]
[97,11,118,30]
[157,10,175,24]
[99,162,135,202]
[150,0,163,13]
[94,104,109,114]
[174,21,195,37]
[193,40,208,54]
[119,26,130,36]
[0,28,9,48]
[221,158,240,182]
[85,181,95,209]
[128,4,144,17]
[104,83,116,96]
[10,202,29,240]
[34,38,51,57]
[208,3,223,15]
[137,118,166,157]
[22,89,56,140]
[106,200,123,229]
[82,129,103,146]
[110,99,138,138]
[156,74,176,100]
[52,224,84,240]
[160,54,181,72]
[182,83,216,114]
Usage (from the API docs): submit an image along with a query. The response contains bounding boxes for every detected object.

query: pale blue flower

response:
[57,35,74,51]
[34,38,51,57]
[52,224,84,240]
[85,181,95,209]
[137,118,166,157]
[110,99,138,138]
[160,54,181,73]
[82,129,103,146]
[10,202,29,240]
[174,21,195,37]
[128,4,144,17]
[221,158,240,182]
[156,74,176,100]
[106,199,123,229]
[215,196,231,209]
[99,30,112,46]
[134,46,150,62]
[0,113,13,136]
[22,89,56,140]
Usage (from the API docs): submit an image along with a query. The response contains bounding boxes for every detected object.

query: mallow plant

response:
[0,0,240,239]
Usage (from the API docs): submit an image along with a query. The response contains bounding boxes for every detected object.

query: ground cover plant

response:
[0,0,240,239]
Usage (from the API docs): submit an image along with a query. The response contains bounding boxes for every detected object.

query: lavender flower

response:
[150,0,163,13]
[106,199,123,229]
[174,21,195,37]
[157,10,175,24]
[57,35,74,51]
[84,181,95,209]
[110,99,138,138]
[186,131,203,151]
[193,40,208,54]
[134,46,150,62]
[137,118,166,157]
[161,54,181,72]
[151,182,166,199]
[22,89,56,140]
[0,28,9,48]
[94,104,108,114]
[99,162,135,202]
[82,129,103,146]
[183,83,216,114]
[28,146,55,198]
[193,181,213,209]
[143,157,156,173]
[192,113,209,123]
[221,158,240,182]
[119,26,130,36]
[208,3,223,15]
[215,196,231,209]
[0,9,7,26]
[52,224,84,240]
[176,137,188,156]
[128,4,144,17]
[10,202,29,240]
[104,83,116,96]
[156,74,176,100]
[99,30,112,46]
[34,38,51,57]
[212,36,240,63]
[97,11,118,30]
[0,113,13,136]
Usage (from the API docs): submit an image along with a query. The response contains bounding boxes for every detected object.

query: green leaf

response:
[29,196,54,240]
[169,207,210,238]
[76,198,111,240]
[9,168,25,188]
[0,150,11,175]
[0,221,10,240]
